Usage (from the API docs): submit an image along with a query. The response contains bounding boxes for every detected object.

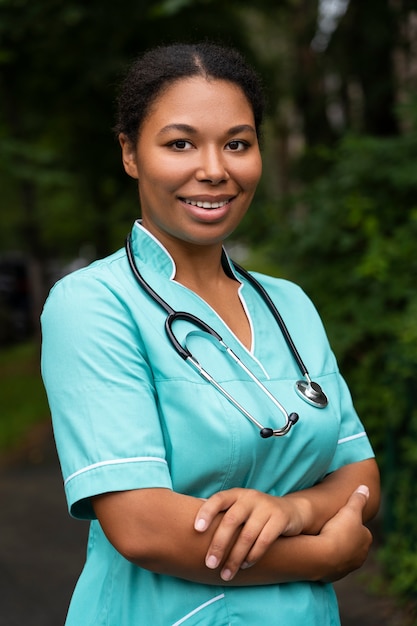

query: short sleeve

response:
[326,372,375,474]
[41,268,172,519]
[253,273,375,475]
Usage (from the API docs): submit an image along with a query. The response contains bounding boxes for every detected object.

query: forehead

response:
[143,76,255,130]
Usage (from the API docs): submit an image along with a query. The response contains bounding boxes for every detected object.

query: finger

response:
[355,484,370,499]
[219,517,269,581]
[243,520,285,567]
[220,511,289,581]
[204,503,252,572]
[345,485,369,513]
[194,490,238,532]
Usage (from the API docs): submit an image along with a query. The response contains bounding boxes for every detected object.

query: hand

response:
[318,485,373,582]
[194,488,305,582]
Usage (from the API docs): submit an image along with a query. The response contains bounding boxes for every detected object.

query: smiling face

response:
[120,76,262,255]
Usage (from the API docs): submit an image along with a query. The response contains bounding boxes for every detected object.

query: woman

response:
[41,43,380,625]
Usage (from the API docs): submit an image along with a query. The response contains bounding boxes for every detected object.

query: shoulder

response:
[245,270,338,375]
[245,270,328,341]
[44,248,128,304]
[41,247,134,330]
[248,271,316,309]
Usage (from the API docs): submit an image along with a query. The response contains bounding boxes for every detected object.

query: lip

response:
[179,194,235,222]
[179,194,236,210]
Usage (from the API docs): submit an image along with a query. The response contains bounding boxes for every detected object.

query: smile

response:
[182,198,231,209]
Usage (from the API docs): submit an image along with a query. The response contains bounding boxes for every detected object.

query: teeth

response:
[184,199,229,209]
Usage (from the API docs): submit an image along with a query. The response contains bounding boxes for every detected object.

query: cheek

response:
[238,158,262,190]
[138,157,192,191]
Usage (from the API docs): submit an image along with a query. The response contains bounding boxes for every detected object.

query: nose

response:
[196,147,229,184]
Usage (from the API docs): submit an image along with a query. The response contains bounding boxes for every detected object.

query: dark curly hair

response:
[114,42,265,146]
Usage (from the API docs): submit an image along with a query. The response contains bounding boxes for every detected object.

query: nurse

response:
[41,42,380,625]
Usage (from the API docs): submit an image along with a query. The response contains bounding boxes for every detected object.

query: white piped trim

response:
[135,220,267,376]
[171,594,225,626]
[338,432,366,445]
[134,220,177,280]
[64,456,167,486]
[237,281,259,361]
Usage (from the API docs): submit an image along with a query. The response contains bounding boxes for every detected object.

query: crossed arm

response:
[92,458,379,586]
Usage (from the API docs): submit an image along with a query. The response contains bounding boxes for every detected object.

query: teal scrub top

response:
[41,221,374,626]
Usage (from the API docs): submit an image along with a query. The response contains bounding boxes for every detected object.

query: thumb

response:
[346,484,369,512]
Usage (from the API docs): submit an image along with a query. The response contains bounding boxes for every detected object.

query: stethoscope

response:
[125,233,328,439]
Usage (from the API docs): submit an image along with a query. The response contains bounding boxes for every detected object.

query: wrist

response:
[312,534,336,582]
[281,493,315,535]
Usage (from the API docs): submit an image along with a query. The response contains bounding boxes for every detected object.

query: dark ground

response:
[0,421,415,626]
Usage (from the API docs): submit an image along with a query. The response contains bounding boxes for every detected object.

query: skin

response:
[119,77,261,348]
[94,75,380,586]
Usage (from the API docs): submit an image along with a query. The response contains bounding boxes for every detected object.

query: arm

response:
[193,458,379,580]
[286,458,380,532]
[92,483,372,585]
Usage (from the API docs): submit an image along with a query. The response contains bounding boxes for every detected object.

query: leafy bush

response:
[265,131,417,597]
[0,342,49,452]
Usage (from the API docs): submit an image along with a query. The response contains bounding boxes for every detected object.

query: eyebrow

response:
[157,123,256,136]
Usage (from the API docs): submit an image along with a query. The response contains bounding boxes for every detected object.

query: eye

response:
[168,140,193,151]
[226,140,249,152]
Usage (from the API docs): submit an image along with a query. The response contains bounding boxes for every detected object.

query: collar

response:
[129,220,241,282]
[130,220,176,279]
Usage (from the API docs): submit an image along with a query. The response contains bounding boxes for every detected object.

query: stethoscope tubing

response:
[125,233,327,437]
[232,261,309,378]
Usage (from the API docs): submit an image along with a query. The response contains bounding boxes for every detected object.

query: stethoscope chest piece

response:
[295,379,328,408]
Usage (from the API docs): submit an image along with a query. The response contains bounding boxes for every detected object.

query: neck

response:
[173,244,230,293]
[139,221,235,293]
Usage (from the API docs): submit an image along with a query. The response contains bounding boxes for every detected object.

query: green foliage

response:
[0,0,263,263]
[264,127,417,597]
[1,0,417,603]
[0,342,49,452]
[379,515,417,599]
[149,0,195,16]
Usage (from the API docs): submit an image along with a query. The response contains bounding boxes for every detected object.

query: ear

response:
[119,133,139,179]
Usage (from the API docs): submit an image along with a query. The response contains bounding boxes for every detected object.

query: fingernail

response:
[356,485,369,498]
[240,561,252,569]
[221,568,233,581]
[194,518,207,531]
[206,555,219,569]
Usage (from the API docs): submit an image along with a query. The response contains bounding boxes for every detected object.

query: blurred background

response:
[1,0,417,620]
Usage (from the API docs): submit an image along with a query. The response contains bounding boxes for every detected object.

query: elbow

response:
[112,533,164,571]
[92,489,189,574]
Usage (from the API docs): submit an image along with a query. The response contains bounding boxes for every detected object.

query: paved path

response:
[0,422,415,625]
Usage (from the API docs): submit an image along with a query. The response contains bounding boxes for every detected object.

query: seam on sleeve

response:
[64,456,168,486]
[337,432,366,445]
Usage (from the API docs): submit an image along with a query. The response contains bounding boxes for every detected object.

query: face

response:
[120,76,262,253]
